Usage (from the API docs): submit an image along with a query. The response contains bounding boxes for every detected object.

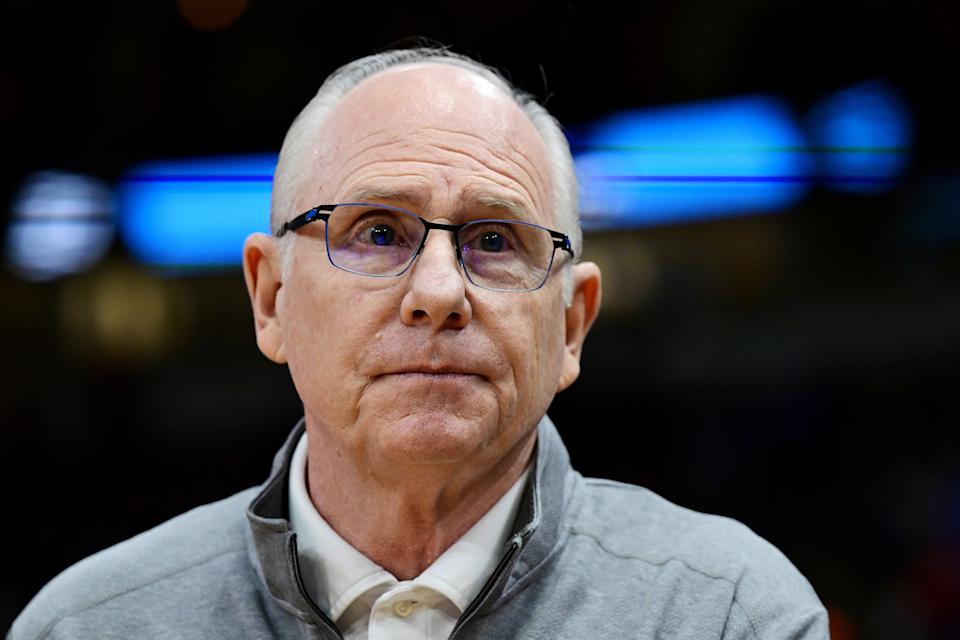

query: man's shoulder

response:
[570,477,827,636]
[11,488,259,640]
[574,478,786,574]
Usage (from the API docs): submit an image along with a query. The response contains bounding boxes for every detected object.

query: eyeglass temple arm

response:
[550,230,574,257]
[275,205,337,237]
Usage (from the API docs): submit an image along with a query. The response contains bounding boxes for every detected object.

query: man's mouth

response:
[390,370,476,378]
[381,366,485,381]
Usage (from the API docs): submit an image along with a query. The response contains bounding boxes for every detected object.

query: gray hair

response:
[271,47,581,302]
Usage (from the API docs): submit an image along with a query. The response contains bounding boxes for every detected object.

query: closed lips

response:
[382,367,486,379]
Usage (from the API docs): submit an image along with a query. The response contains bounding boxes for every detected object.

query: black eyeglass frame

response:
[275,202,575,292]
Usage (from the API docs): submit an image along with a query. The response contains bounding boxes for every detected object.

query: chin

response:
[373,411,495,465]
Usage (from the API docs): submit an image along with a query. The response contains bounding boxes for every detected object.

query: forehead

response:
[306,64,553,220]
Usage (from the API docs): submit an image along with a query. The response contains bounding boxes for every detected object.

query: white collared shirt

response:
[288,433,529,640]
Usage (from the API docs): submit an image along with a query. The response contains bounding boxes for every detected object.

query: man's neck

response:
[303,427,536,580]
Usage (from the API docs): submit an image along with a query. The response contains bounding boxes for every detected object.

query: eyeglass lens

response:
[324,205,555,291]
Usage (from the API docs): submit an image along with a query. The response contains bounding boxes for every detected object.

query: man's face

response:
[258,65,578,473]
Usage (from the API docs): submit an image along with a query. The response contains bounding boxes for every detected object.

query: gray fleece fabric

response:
[10,417,829,639]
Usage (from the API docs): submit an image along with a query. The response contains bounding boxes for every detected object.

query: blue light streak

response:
[806,81,912,193]
[574,96,815,229]
[117,154,275,267]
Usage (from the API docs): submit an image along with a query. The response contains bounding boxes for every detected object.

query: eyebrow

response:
[475,195,528,219]
[343,186,427,206]
[342,186,530,221]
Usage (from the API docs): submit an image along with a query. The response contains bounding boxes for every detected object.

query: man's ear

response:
[242,233,287,364]
[557,261,602,392]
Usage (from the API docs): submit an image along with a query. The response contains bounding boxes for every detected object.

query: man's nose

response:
[399,231,472,331]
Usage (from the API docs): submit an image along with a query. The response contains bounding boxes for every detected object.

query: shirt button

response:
[393,600,415,618]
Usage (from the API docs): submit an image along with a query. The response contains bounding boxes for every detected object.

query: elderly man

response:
[12,48,828,639]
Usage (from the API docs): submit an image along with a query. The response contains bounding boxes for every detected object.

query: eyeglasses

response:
[275,203,574,292]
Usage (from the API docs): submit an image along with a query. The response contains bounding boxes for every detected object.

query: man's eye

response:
[479,232,507,252]
[364,223,397,246]
[462,223,518,253]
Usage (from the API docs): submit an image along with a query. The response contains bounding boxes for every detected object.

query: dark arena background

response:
[2,2,958,638]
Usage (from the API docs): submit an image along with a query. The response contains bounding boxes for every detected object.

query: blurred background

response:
[1,1,958,637]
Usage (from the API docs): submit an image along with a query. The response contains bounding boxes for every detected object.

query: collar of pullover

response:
[244,414,577,629]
